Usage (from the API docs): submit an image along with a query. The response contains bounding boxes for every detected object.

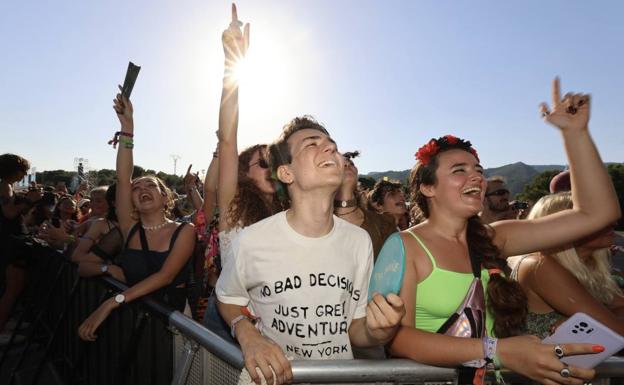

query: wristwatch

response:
[114,294,126,305]
[100,264,109,275]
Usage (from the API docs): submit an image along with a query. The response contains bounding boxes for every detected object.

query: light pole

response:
[170,154,181,176]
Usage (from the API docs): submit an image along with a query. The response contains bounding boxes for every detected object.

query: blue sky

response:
[2,0,623,177]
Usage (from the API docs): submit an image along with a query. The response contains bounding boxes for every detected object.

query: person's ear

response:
[277,165,294,184]
[419,184,435,198]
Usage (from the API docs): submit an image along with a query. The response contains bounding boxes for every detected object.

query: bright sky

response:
[2,0,623,176]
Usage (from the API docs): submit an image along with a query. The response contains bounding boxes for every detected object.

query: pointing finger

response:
[232,3,238,23]
[552,77,561,106]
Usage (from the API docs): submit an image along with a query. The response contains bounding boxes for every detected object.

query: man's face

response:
[484,181,510,212]
[284,128,344,192]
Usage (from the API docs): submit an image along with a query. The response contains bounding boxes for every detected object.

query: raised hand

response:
[113,85,134,129]
[540,77,590,133]
[222,3,250,65]
[183,164,200,191]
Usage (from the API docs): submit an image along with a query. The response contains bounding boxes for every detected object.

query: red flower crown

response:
[415,135,479,165]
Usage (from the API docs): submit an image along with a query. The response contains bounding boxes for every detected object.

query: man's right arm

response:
[216,300,293,385]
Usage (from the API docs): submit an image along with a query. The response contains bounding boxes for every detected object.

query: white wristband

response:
[230,315,249,339]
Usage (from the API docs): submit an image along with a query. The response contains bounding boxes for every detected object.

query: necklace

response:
[336,206,359,216]
[334,197,357,208]
[141,220,168,231]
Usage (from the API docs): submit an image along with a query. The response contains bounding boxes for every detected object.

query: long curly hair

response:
[227,145,285,228]
[528,192,623,305]
[408,139,527,338]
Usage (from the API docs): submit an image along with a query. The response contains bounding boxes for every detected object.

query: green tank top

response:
[407,230,494,336]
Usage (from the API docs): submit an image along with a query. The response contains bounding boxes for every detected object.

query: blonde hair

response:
[528,191,622,305]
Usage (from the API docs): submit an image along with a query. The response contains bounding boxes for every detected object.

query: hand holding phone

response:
[121,62,141,99]
[543,312,624,368]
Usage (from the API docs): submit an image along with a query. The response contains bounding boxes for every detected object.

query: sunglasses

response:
[485,189,510,197]
[249,159,269,169]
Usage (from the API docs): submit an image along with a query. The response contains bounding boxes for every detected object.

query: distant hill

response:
[364,162,567,196]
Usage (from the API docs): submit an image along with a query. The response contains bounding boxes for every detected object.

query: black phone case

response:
[121,62,141,99]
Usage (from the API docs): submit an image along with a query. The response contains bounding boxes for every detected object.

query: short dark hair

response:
[268,116,329,168]
[268,116,330,196]
[0,153,30,179]
[369,179,403,207]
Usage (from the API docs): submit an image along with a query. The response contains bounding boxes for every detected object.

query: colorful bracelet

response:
[482,336,498,362]
[108,131,134,148]
[118,136,134,149]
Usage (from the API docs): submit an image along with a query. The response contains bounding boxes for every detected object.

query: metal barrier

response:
[0,242,176,385]
[169,308,624,385]
[2,241,623,385]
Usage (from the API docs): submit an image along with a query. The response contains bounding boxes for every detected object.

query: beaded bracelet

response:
[108,131,134,148]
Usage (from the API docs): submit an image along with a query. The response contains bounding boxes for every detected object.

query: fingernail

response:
[592,345,605,353]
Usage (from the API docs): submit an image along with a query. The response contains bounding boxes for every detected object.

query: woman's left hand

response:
[540,77,590,133]
[78,298,118,341]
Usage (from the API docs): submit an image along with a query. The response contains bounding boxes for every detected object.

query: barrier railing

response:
[2,240,623,385]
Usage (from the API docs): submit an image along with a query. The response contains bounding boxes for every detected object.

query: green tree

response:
[38,170,76,187]
[516,169,561,203]
[95,169,116,186]
[132,165,146,178]
[358,176,376,191]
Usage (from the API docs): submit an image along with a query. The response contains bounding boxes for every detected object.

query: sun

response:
[229,29,294,122]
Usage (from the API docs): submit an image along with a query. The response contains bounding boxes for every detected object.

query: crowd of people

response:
[1,4,623,385]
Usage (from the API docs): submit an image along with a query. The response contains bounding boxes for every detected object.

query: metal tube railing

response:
[166,307,624,384]
[5,241,624,385]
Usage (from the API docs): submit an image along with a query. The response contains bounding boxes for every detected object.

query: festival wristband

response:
[230,315,250,339]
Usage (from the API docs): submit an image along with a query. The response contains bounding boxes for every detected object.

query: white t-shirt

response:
[216,211,373,360]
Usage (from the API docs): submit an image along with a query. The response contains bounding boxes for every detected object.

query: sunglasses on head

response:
[485,189,510,197]
[249,159,269,169]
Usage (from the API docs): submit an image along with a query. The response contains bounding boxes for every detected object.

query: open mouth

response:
[139,193,153,203]
[462,186,482,196]
[318,160,337,168]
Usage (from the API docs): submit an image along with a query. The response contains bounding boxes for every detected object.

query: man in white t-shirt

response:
[216,116,405,384]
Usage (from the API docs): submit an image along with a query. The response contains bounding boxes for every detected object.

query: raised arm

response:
[492,78,621,256]
[183,164,204,211]
[203,146,219,220]
[217,3,250,231]
[113,89,137,236]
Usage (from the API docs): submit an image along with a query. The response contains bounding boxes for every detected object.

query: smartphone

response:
[542,312,624,368]
[121,62,141,99]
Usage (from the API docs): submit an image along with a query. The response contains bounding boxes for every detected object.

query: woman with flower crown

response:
[371,78,620,384]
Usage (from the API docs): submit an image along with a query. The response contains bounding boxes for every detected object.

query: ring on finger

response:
[554,345,565,359]
[560,367,571,378]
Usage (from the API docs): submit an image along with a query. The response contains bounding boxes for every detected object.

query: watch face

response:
[115,294,125,304]
[101,264,108,273]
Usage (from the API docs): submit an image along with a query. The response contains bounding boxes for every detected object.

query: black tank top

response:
[118,222,191,310]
